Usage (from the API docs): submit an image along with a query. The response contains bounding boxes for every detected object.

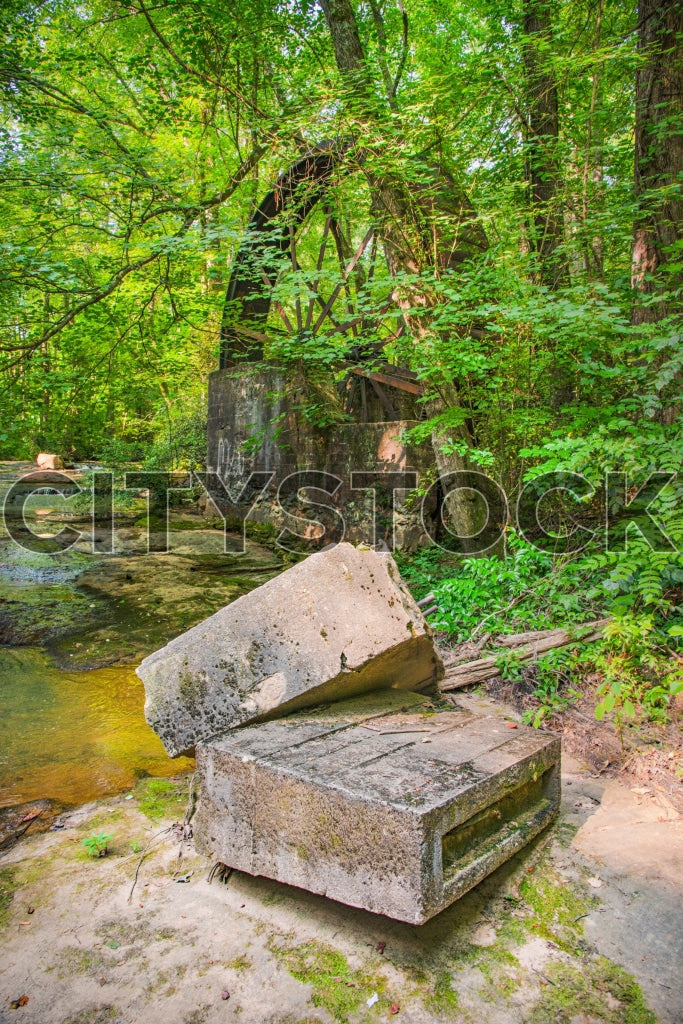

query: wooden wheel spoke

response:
[366,232,379,282]
[369,378,398,420]
[313,292,349,335]
[330,295,394,337]
[233,324,277,346]
[330,217,360,331]
[311,227,374,334]
[262,271,295,333]
[305,215,333,330]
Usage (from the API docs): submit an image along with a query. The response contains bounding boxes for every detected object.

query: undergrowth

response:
[397,529,683,733]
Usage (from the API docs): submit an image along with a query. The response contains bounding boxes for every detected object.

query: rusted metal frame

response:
[368,378,399,420]
[349,365,424,395]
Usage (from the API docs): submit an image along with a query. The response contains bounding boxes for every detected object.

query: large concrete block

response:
[137,543,444,757]
[194,691,561,924]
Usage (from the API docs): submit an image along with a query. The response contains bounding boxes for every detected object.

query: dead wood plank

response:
[493,620,610,647]
[440,619,610,692]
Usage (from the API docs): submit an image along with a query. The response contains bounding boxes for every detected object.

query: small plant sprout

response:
[82,832,113,858]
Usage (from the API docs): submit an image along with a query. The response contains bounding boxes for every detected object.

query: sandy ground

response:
[1,695,681,1024]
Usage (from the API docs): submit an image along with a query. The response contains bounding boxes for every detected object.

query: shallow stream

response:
[0,647,194,807]
[0,465,281,813]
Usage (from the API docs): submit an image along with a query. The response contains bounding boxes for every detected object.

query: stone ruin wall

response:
[206,365,438,551]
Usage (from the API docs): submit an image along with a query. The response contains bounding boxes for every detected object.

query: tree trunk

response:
[319,0,492,551]
[523,0,566,288]
[319,0,488,278]
[631,0,683,325]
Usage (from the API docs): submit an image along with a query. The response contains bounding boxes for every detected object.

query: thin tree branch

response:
[391,3,409,100]
[136,0,269,121]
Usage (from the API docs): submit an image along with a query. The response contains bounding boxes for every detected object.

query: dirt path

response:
[1,696,680,1024]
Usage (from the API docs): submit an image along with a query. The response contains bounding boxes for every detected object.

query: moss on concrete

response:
[519,866,597,951]
[424,970,460,1014]
[463,944,521,997]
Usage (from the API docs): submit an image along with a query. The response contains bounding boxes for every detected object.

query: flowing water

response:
[0,470,282,811]
[0,647,194,807]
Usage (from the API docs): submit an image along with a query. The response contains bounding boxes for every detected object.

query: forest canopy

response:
[0,0,680,483]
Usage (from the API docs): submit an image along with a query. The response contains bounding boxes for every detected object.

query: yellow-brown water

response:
[0,647,194,807]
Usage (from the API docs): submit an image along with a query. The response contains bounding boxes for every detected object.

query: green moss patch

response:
[424,970,459,1014]
[60,1006,120,1024]
[135,777,188,822]
[269,938,388,1023]
[0,867,17,929]
[519,867,597,951]
[50,945,108,979]
[529,956,656,1024]
[462,944,521,997]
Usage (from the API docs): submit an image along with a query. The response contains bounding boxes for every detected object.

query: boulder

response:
[138,542,444,757]
[36,453,64,470]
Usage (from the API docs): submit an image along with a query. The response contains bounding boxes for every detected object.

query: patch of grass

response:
[50,945,108,979]
[182,1006,213,1024]
[225,954,252,971]
[135,777,187,822]
[424,970,459,1014]
[529,956,656,1024]
[78,809,123,832]
[0,867,16,929]
[60,1006,120,1024]
[98,918,151,948]
[269,937,387,1023]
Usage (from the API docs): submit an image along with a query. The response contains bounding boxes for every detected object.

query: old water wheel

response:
[219,141,424,423]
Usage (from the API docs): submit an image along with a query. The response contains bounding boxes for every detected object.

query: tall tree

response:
[522,0,566,287]
[319,0,495,550]
[631,0,683,325]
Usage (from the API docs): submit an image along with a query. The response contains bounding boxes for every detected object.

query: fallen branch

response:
[127,827,173,904]
[440,619,609,691]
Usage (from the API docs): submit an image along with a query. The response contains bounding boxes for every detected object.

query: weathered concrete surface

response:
[206,365,437,549]
[138,543,444,757]
[194,691,560,924]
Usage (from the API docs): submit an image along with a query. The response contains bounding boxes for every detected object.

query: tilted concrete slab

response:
[194,691,561,924]
[137,543,443,757]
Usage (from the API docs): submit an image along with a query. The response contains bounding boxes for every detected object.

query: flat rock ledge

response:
[137,543,444,757]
